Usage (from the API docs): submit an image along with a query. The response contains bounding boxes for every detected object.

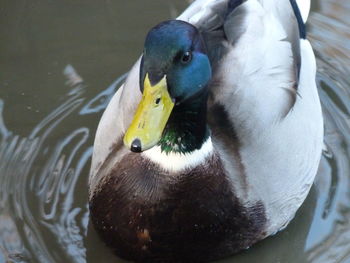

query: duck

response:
[88,0,323,262]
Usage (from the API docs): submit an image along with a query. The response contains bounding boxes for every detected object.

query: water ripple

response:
[305,4,350,262]
[0,65,107,263]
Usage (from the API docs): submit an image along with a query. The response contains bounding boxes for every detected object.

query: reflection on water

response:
[0,0,350,262]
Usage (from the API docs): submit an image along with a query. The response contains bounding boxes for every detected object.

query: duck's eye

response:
[155,97,161,105]
[181,51,192,64]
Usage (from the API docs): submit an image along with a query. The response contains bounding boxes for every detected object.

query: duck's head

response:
[124,20,212,153]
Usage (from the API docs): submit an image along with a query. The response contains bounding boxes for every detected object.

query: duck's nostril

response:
[131,138,142,152]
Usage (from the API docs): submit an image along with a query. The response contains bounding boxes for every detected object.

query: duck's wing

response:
[182,0,322,234]
[180,0,310,122]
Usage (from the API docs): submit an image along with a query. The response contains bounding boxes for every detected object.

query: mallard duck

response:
[89,0,323,262]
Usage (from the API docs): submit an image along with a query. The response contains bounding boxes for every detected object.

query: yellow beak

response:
[123,74,175,152]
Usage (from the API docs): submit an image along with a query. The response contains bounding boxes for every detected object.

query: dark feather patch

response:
[227,0,244,16]
[289,0,306,39]
[90,153,266,262]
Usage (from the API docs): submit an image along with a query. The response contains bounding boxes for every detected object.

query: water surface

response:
[0,0,350,262]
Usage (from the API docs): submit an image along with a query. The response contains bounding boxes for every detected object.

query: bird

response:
[88,0,323,262]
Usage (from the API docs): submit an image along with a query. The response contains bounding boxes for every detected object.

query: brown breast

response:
[89,152,266,262]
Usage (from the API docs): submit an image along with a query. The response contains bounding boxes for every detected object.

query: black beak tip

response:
[131,138,142,153]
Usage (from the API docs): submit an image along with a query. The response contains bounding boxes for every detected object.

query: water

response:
[0,0,349,262]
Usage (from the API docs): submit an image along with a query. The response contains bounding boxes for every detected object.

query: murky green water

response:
[1,0,350,262]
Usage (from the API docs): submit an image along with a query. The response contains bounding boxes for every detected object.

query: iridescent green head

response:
[141,20,211,101]
[124,20,212,153]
